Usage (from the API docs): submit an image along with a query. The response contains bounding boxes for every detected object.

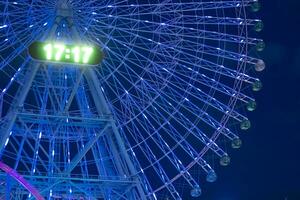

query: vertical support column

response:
[83,72,128,177]
[84,69,147,200]
[0,20,59,151]
[0,63,39,150]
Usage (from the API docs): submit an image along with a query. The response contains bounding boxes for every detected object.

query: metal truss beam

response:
[0,21,60,150]
[16,112,111,128]
[0,63,39,150]
[84,69,147,200]
[65,123,110,174]
[63,69,85,112]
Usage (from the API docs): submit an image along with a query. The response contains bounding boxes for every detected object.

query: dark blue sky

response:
[202,1,300,199]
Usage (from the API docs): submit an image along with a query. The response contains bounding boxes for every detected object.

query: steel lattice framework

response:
[0,0,264,199]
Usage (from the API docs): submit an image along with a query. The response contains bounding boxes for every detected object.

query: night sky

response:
[201,0,300,199]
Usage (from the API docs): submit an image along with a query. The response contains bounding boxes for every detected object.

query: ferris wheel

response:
[0,0,265,199]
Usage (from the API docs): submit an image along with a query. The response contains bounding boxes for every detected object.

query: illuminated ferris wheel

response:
[0,0,265,199]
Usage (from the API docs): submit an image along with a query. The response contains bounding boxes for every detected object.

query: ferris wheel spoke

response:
[87,1,255,17]
[89,25,258,89]
[106,44,253,107]
[89,21,259,66]
[135,127,199,191]
[92,22,260,46]
[94,46,249,134]
[126,101,215,178]
[122,87,227,162]
[131,136,182,199]
[88,13,258,31]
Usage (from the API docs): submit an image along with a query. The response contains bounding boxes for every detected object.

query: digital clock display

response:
[29,41,103,65]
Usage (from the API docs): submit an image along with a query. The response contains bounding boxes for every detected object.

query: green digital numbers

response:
[43,43,52,60]
[29,41,103,65]
[82,47,94,64]
[72,46,80,63]
[53,44,65,61]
